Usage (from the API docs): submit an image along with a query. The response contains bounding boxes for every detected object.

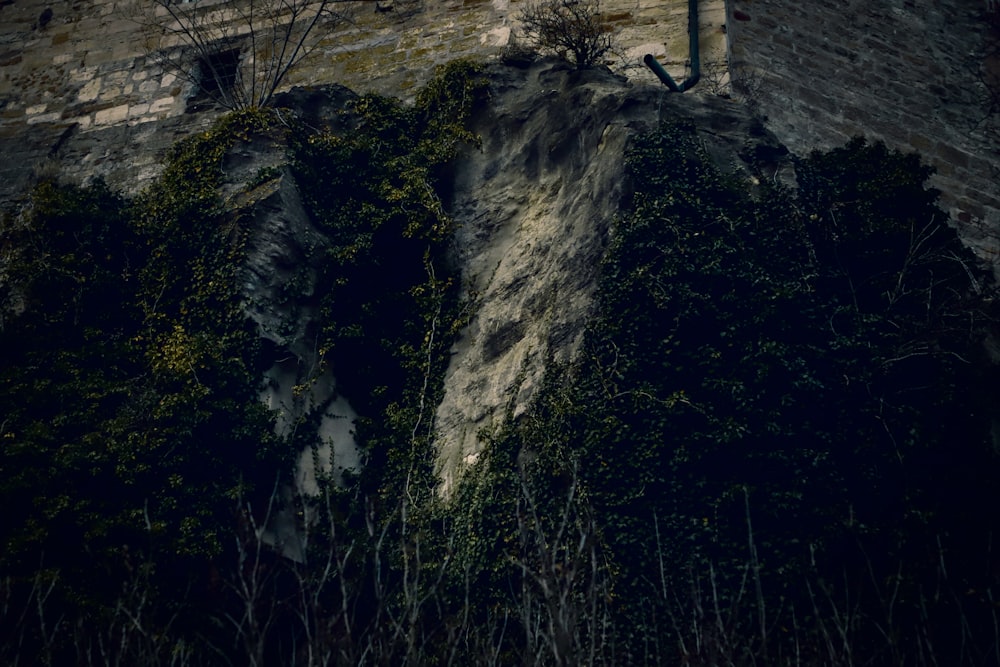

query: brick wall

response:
[727,0,1000,265]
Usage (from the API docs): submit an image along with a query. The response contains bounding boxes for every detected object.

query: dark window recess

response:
[188,48,241,110]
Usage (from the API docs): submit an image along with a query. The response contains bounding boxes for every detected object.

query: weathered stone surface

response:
[433,59,779,494]
[238,165,360,560]
[93,103,130,125]
[1,0,994,499]
[108,64,772,506]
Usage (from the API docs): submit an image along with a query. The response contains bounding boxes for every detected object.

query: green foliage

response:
[0,111,290,659]
[456,124,1000,659]
[127,107,289,559]
[612,130,983,554]
[0,180,140,573]
[290,60,489,502]
[0,61,489,663]
[3,63,999,664]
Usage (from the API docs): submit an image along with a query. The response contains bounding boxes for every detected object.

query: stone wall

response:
[726,0,1000,265]
[2,0,997,251]
[0,0,727,204]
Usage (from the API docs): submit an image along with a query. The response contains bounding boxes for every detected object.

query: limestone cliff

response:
[434,61,773,492]
[224,60,781,497]
[4,58,779,510]
[7,55,995,665]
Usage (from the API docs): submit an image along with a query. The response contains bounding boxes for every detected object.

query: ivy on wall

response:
[0,111,291,652]
[453,123,1000,662]
[2,63,999,664]
[289,59,488,504]
[0,61,489,662]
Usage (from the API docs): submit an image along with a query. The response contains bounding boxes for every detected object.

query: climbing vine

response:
[290,59,488,506]
[3,64,999,665]
[451,123,1000,662]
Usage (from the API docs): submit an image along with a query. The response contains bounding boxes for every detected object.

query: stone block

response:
[26,111,62,125]
[934,141,970,169]
[967,155,997,179]
[933,159,957,178]
[62,100,115,119]
[105,70,129,88]
[907,132,934,154]
[604,11,634,23]
[77,77,101,102]
[112,44,139,61]
[480,25,510,47]
[94,103,130,125]
[69,65,99,81]
[149,96,175,114]
[968,188,1000,211]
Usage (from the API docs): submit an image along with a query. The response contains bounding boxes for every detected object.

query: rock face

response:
[240,171,361,488]
[433,60,779,494]
[213,60,784,503]
[237,164,361,560]
[18,59,778,518]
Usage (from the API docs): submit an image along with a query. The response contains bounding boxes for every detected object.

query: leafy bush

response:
[289,60,488,501]
[454,125,1000,664]
[2,71,998,664]
[0,62,488,665]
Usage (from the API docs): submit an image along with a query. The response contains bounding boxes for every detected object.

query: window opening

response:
[188,48,242,111]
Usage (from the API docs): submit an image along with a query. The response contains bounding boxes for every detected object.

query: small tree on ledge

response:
[516,0,615,69]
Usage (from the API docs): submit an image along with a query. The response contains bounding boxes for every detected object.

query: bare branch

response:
[516,0,615,69]
[128,0,351,111]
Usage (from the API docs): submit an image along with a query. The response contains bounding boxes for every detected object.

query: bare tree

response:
[514,461,611,667]
[132,0,351,110]
[515,0,615,69]
[226,479,286,667]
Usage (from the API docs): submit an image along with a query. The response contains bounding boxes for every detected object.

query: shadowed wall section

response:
[726,0,1000,266]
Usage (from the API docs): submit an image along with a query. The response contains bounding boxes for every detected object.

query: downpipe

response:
[644,0,701,92]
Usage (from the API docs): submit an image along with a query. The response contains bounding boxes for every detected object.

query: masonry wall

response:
[727,0,1000,264]
[0,0,727,204]
[2,0,998,259]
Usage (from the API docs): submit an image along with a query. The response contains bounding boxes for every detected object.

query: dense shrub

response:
[2,78,998,664]
[0,62,487,665]
[456,126,1000,664]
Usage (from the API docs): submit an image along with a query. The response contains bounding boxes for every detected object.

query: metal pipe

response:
[644,0,700,92]
[643,54,682,92]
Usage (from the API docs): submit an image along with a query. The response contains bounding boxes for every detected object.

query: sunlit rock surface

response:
[165,60,782,516]
[434,60,780,494]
